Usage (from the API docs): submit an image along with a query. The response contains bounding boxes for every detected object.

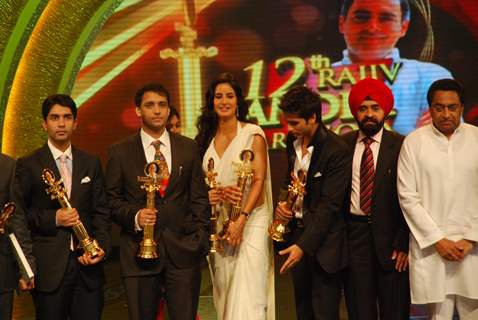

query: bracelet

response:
[240,211,250,219]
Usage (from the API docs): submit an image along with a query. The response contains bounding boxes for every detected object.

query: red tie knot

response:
[362,137,374,147]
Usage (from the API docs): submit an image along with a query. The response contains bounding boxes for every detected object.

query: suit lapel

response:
[133,132,148,175]
[164,134,180,196]
[306,126,327,184]
[70,147,81,207]
[287,134,297,174]
[345,131,359,150]
[373,129,394,193]
[38,144,62,184]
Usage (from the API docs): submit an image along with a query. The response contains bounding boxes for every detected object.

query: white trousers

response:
[428,295,478,320]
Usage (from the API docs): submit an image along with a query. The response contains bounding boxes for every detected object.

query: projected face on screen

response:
[339,0,410,62]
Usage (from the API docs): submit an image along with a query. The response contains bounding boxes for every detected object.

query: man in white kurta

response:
[398,79,478,319]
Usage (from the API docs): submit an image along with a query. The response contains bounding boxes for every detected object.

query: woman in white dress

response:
[195,73,275,320]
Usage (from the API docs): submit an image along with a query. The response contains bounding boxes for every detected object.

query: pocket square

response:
[80,176,91,184]
[313,171,322,178]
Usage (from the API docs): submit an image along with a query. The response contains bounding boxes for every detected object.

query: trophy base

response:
[81,238,102,258]
[138,239,159,259]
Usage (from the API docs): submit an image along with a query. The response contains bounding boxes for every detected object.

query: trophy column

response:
[42,168,102,258]
[137,161,163,259]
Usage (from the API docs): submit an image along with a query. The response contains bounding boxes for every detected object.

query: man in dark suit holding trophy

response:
[105,83,210,320]
[10,94,110,320]
[0,153,16,320]
[274,86,351,320]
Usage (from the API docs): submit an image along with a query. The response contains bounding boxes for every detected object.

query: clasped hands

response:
[435,238,475,261]
[209,186,245,247]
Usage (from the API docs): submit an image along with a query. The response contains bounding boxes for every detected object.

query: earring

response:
[236,107,239,118]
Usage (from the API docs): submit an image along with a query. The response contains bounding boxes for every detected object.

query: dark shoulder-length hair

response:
[195,73,250,157]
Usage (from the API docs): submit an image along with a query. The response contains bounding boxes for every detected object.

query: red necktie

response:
[360,137,374,215]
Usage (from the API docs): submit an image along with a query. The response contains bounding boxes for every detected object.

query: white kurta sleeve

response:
[397,136,444,249]
[463,212,478,242]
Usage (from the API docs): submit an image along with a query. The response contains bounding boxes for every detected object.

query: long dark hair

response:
[195,73,250,157]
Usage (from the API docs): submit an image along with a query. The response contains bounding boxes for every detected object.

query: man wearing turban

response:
[342,78,410,320]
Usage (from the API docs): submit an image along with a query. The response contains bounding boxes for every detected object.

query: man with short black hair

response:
[105,83,210,320]
[11,94,110,320]
[398,78,478,319]
[274,86,350,320]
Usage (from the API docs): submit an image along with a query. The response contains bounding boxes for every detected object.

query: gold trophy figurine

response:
[218,150,254,239]
[137,161,163,259]
[268,169,307,242]
[0,202,16,235]
[205,157,221,253]
[42,168,102,258]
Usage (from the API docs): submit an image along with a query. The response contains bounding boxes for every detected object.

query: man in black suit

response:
[10,94,110,320]
[0,154,16,320]
[105,83,210,320]
[342,78,410,320]
[274,86,351,320]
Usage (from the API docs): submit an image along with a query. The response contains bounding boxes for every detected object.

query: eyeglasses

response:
[430,104,461,112]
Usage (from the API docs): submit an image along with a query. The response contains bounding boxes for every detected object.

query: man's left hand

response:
[279,244,303,274]
[391,249,408,272]
[78,249,105,266]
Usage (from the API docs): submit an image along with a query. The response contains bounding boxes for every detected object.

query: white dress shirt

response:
[350,128,383,216]
[292,138,313,219]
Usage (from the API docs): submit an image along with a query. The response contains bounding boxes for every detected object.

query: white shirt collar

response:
[140,128,170,149]
[293,137,314,158]
[47,140,72,160]
[430,122,463,139]
[357,127,384,145]
[341,48,401,65]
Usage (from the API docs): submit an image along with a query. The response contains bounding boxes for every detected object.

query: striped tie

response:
[360,137,374,215]
[151,140,169,196]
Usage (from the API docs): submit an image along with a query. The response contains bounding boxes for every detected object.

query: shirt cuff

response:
[134,211,142,232]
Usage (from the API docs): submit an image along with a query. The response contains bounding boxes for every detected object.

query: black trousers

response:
[32,253,104,320]
[0,290,13,320]
[124,255,201,320]
[344,219,410,320]
[290,246,341,320]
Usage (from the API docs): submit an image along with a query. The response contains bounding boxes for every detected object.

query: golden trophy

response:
[268,169,307,242]
[42,168,102,257]
[137,161,165,259]
[218,149,254,239]
[205,157,221,253]
[0,202,15,235]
